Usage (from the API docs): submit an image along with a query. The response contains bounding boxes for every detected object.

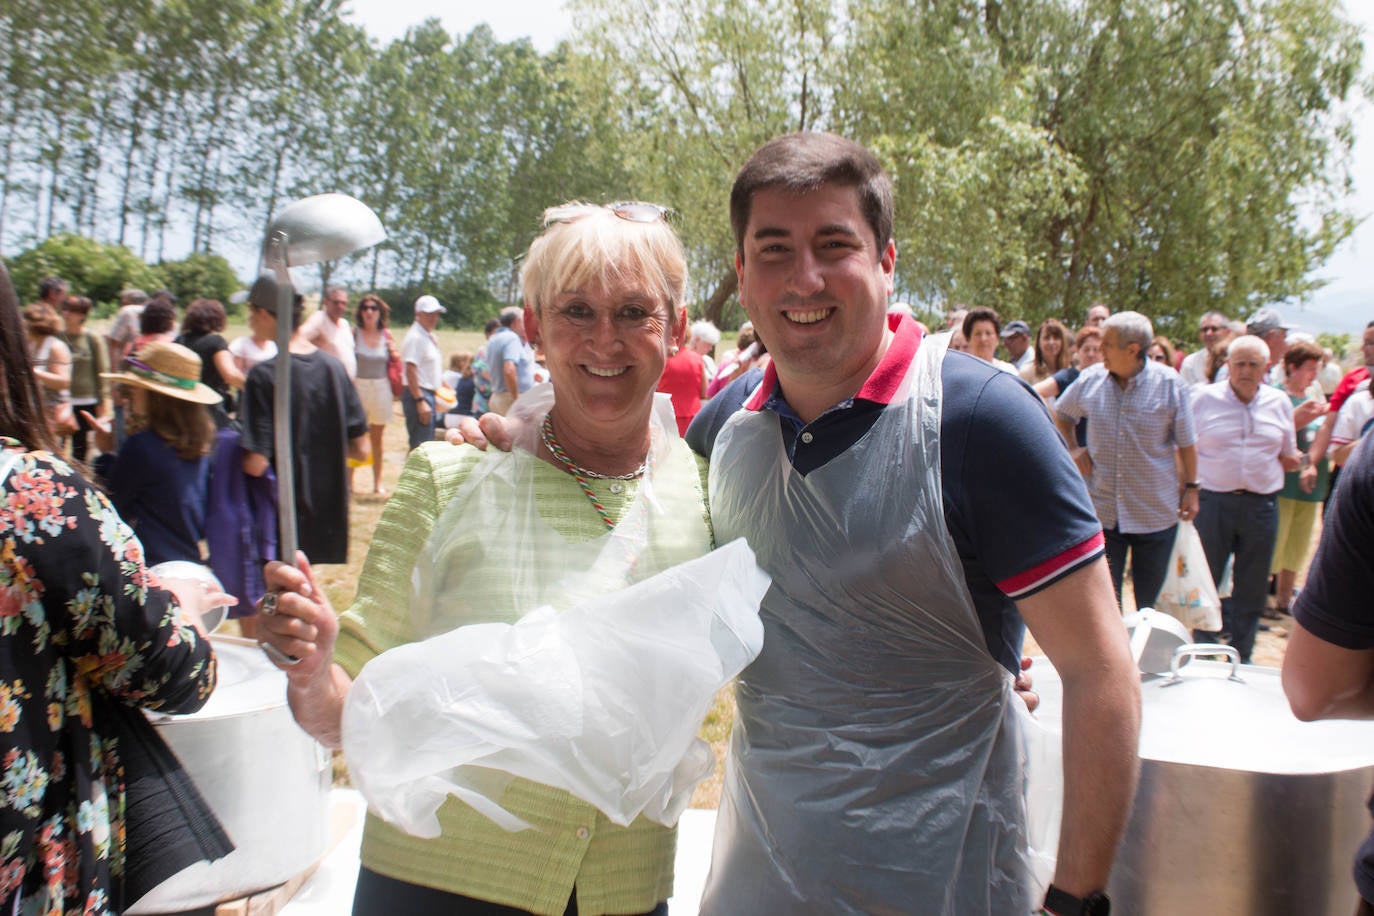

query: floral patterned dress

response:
[0,442,216,914]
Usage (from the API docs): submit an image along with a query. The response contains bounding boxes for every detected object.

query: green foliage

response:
[157,253,243,312]
[376,275,502,331]
[1318,332,1353,361]
[2,0,1362,338]
[5,234,163,307]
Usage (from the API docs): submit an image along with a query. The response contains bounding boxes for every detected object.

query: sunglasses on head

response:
[544,201,674,228]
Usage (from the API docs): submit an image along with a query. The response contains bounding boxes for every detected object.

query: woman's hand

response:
[161,575,238,636]
[258,552,339,686]
[80,410,115,454]
[445,413,518,452]
[1293,399,1327,429]
[1015,656,1039,713]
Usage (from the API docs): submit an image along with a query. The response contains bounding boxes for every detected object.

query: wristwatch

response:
[1042,884,1111,916]
[1183,481,1200,489]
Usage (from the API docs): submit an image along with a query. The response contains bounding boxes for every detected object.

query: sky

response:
[339,0,1373,334]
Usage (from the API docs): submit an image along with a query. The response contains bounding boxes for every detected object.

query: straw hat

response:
[102,340,222,405]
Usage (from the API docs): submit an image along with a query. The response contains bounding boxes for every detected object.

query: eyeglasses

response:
[1200,325,1225,333]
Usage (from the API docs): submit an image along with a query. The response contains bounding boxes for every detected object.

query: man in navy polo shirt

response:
[1282,431,1374,914]
[690,133,1140,916]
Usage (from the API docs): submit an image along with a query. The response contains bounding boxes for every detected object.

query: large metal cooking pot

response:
[127,636,331,914]
[1032,646,1374,915]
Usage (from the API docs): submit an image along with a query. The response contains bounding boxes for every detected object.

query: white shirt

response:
[401,321,443,391]
[1332,379,1374,446]
[1179,348,1210,386]
[1192,381,1297,494]
[228,335,277,373]
[301,310,356,379]
[1010,347,1033,371]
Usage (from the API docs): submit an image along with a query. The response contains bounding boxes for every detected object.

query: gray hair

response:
[1226,334,1270,364]
[499,306,523,327]
[690,319,720,347]
[1200,309,1226,326]
[1103,310,1153,354]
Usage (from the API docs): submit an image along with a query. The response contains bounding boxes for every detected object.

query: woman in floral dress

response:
[0,263,219,914]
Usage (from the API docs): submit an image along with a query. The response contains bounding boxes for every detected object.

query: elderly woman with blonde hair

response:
[259,201,712,916]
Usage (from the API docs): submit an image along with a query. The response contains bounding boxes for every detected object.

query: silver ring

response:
[259,641,301,667]
[258,591,281,617]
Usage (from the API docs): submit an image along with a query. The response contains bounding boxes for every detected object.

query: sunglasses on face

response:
[360,304,379,311]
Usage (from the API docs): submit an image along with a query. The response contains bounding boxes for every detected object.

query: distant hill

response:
[1277,290,1369,336]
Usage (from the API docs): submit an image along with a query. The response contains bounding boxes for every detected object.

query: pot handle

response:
[1161,644,1244,687]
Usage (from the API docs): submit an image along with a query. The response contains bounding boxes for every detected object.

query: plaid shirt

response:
[1056,360,1197,533]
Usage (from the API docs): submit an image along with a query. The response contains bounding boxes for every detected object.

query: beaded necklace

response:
[540,414,650,530]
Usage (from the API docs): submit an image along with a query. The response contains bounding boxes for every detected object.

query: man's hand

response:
[1178,486,1199,521]
[1015,656,1039,714]
[1070,446,1093,478]
[80,410,115,454]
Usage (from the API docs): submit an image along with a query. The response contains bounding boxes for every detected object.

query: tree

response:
[5,234,164,306]
[574,0,1363,332]
[158,252,242,310]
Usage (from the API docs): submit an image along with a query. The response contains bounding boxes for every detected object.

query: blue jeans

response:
[1103,523,1177,612]
[1194,489,1278,664]
[401,388,436,450]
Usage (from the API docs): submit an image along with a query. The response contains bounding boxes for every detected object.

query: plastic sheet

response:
[701,333,1056,914]
[343,537,769,838]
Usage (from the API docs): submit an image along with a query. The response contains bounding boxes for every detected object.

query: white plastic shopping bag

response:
[342,538,770,837]
[1153,520,1222,631]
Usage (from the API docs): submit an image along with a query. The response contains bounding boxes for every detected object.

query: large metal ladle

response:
[261,193,385,566]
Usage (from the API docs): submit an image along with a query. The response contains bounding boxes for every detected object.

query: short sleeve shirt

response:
[301,311,357,379]
[688,316,1103,674]
[1332,380,1374,446]
[1291,433,1374,903]
[486,327,534,395]
[400,322,443,392]
[1055,360,1197,533]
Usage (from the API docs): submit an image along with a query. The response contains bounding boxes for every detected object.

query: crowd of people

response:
[6,129,1374,915]
[932,299,1371,668]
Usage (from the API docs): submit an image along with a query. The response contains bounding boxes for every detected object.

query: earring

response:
[670,346,679,355]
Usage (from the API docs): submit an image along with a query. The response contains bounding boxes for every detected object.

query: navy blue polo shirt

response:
[687,314,1104,674]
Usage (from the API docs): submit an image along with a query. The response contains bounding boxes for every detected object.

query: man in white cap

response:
[402,294,446,448]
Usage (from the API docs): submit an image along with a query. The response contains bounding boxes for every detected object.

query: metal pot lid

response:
[1029,651,1374,776]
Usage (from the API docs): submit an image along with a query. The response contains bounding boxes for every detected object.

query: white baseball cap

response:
[415,294,446,314]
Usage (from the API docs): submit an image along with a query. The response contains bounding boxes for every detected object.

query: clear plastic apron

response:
[701,336,1035,915]
[410,384,712,638]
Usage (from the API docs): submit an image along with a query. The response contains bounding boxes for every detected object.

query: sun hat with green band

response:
[102,340,222,405]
